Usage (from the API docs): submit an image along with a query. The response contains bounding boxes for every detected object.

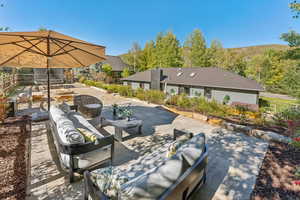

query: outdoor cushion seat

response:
[67,111,105,139]
[50,105,66,123]
[88,133,207,200]
[84,103,102,109]
[120,133,205,199]
[49,104,114,182]
[91,142,171,184]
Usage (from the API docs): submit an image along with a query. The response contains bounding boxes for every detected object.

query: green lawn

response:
[260,96,299,112]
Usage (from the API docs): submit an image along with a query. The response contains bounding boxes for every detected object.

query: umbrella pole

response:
[47,59,50,111]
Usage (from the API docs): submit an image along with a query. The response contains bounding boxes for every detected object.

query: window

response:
[204,88,212,99]
[139,82,144,89]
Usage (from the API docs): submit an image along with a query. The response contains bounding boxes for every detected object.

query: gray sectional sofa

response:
[84,129,208,200]
[49,104,114,182]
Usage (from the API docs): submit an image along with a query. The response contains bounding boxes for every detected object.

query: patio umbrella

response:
[0,30,106,110]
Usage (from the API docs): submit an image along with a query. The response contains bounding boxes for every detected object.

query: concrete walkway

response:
[25,84,269,200]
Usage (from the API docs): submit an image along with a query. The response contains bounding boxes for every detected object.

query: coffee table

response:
[101,118,142,142]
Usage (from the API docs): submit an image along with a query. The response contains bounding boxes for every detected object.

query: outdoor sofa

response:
[49,104,114,182]
[84,129,208,200]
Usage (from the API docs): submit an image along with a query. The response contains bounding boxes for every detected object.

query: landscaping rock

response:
[193,113,208,121]
[224,122,292,144]
[262,131,291,144]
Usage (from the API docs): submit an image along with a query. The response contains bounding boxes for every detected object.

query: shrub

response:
[118,86,134,97]
[84,80,96,86]
[273,106,300,126]
[223,95,230,105]
[166,95,180,106]
[79,76,86,83]
[144,90,166,104]
[135,88,147,101]
[177,94,193,109]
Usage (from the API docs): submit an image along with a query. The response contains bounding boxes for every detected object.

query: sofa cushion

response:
[84,103,101,109]
[119,133,206,200]
[58,102,71,113]
[120,156,184,200]
[50,105,66,123]
[175,133,205,166]
[67,111,104,139]
[56,116,85,144]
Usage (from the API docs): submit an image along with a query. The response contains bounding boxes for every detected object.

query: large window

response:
[204,88,212,99]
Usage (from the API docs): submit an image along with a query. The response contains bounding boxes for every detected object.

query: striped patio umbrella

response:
[0,30,106,110]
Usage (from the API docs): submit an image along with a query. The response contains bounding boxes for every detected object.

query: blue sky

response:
[0,0,298,55]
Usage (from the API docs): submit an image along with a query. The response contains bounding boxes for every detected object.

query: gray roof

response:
[122,67,264,91]
[102,55,130,71]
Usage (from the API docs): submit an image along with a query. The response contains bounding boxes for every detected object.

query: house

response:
[122,67,264,105]
[98,55,131,81]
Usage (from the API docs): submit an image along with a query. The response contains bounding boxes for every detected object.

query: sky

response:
[0,0,299,55]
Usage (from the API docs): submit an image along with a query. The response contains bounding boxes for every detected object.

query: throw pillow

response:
[59,102,71,113]
[76,128,97,142]
[91,166,128,199]
[166,132,194,158]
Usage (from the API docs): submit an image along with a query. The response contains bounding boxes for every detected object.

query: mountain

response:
[229,44,290,57]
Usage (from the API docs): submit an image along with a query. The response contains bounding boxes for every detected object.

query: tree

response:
[206,40,224,66]
[101,64,112,76]
[184,29,208,67]
[121,67,132,78]
[140,40,156,70]
[155,31,182,68]
[122,42,143,72]
[290,0,300,18]
[280,30,300,47]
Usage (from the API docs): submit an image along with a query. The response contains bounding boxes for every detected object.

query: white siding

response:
[211,89,258,104]
[131,82,140,90]
[166,85,179,95]
[190,87,204,97]
[144,83,150,90]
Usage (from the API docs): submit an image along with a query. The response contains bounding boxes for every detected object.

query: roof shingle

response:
[122,67,264,91]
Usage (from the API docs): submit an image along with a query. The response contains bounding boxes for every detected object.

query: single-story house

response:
[122,67,264,105]
[98,55,131,81]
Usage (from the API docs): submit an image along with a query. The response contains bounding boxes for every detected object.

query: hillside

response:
[229,44,290,57]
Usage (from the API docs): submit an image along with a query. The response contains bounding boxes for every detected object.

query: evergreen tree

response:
[184,29,208,67]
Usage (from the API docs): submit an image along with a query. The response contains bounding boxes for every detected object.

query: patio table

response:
[101,118,142,142]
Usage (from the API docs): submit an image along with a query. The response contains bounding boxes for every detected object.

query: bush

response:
[83,80,96,86]
[273,106,300,126]
[135,88,147,101]
[79,76,86,83]
[177,94,193,109]
[144,90,166,104]
[118,85,134,97]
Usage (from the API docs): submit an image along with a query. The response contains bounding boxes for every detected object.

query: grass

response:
[260,96,299,112]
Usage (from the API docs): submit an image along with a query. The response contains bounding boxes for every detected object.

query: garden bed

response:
[0,125,30,200]
[251,142,300,200]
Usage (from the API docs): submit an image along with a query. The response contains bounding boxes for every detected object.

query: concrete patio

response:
[24,84,269,200]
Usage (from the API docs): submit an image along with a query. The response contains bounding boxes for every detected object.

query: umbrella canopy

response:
[0,30,106,110]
